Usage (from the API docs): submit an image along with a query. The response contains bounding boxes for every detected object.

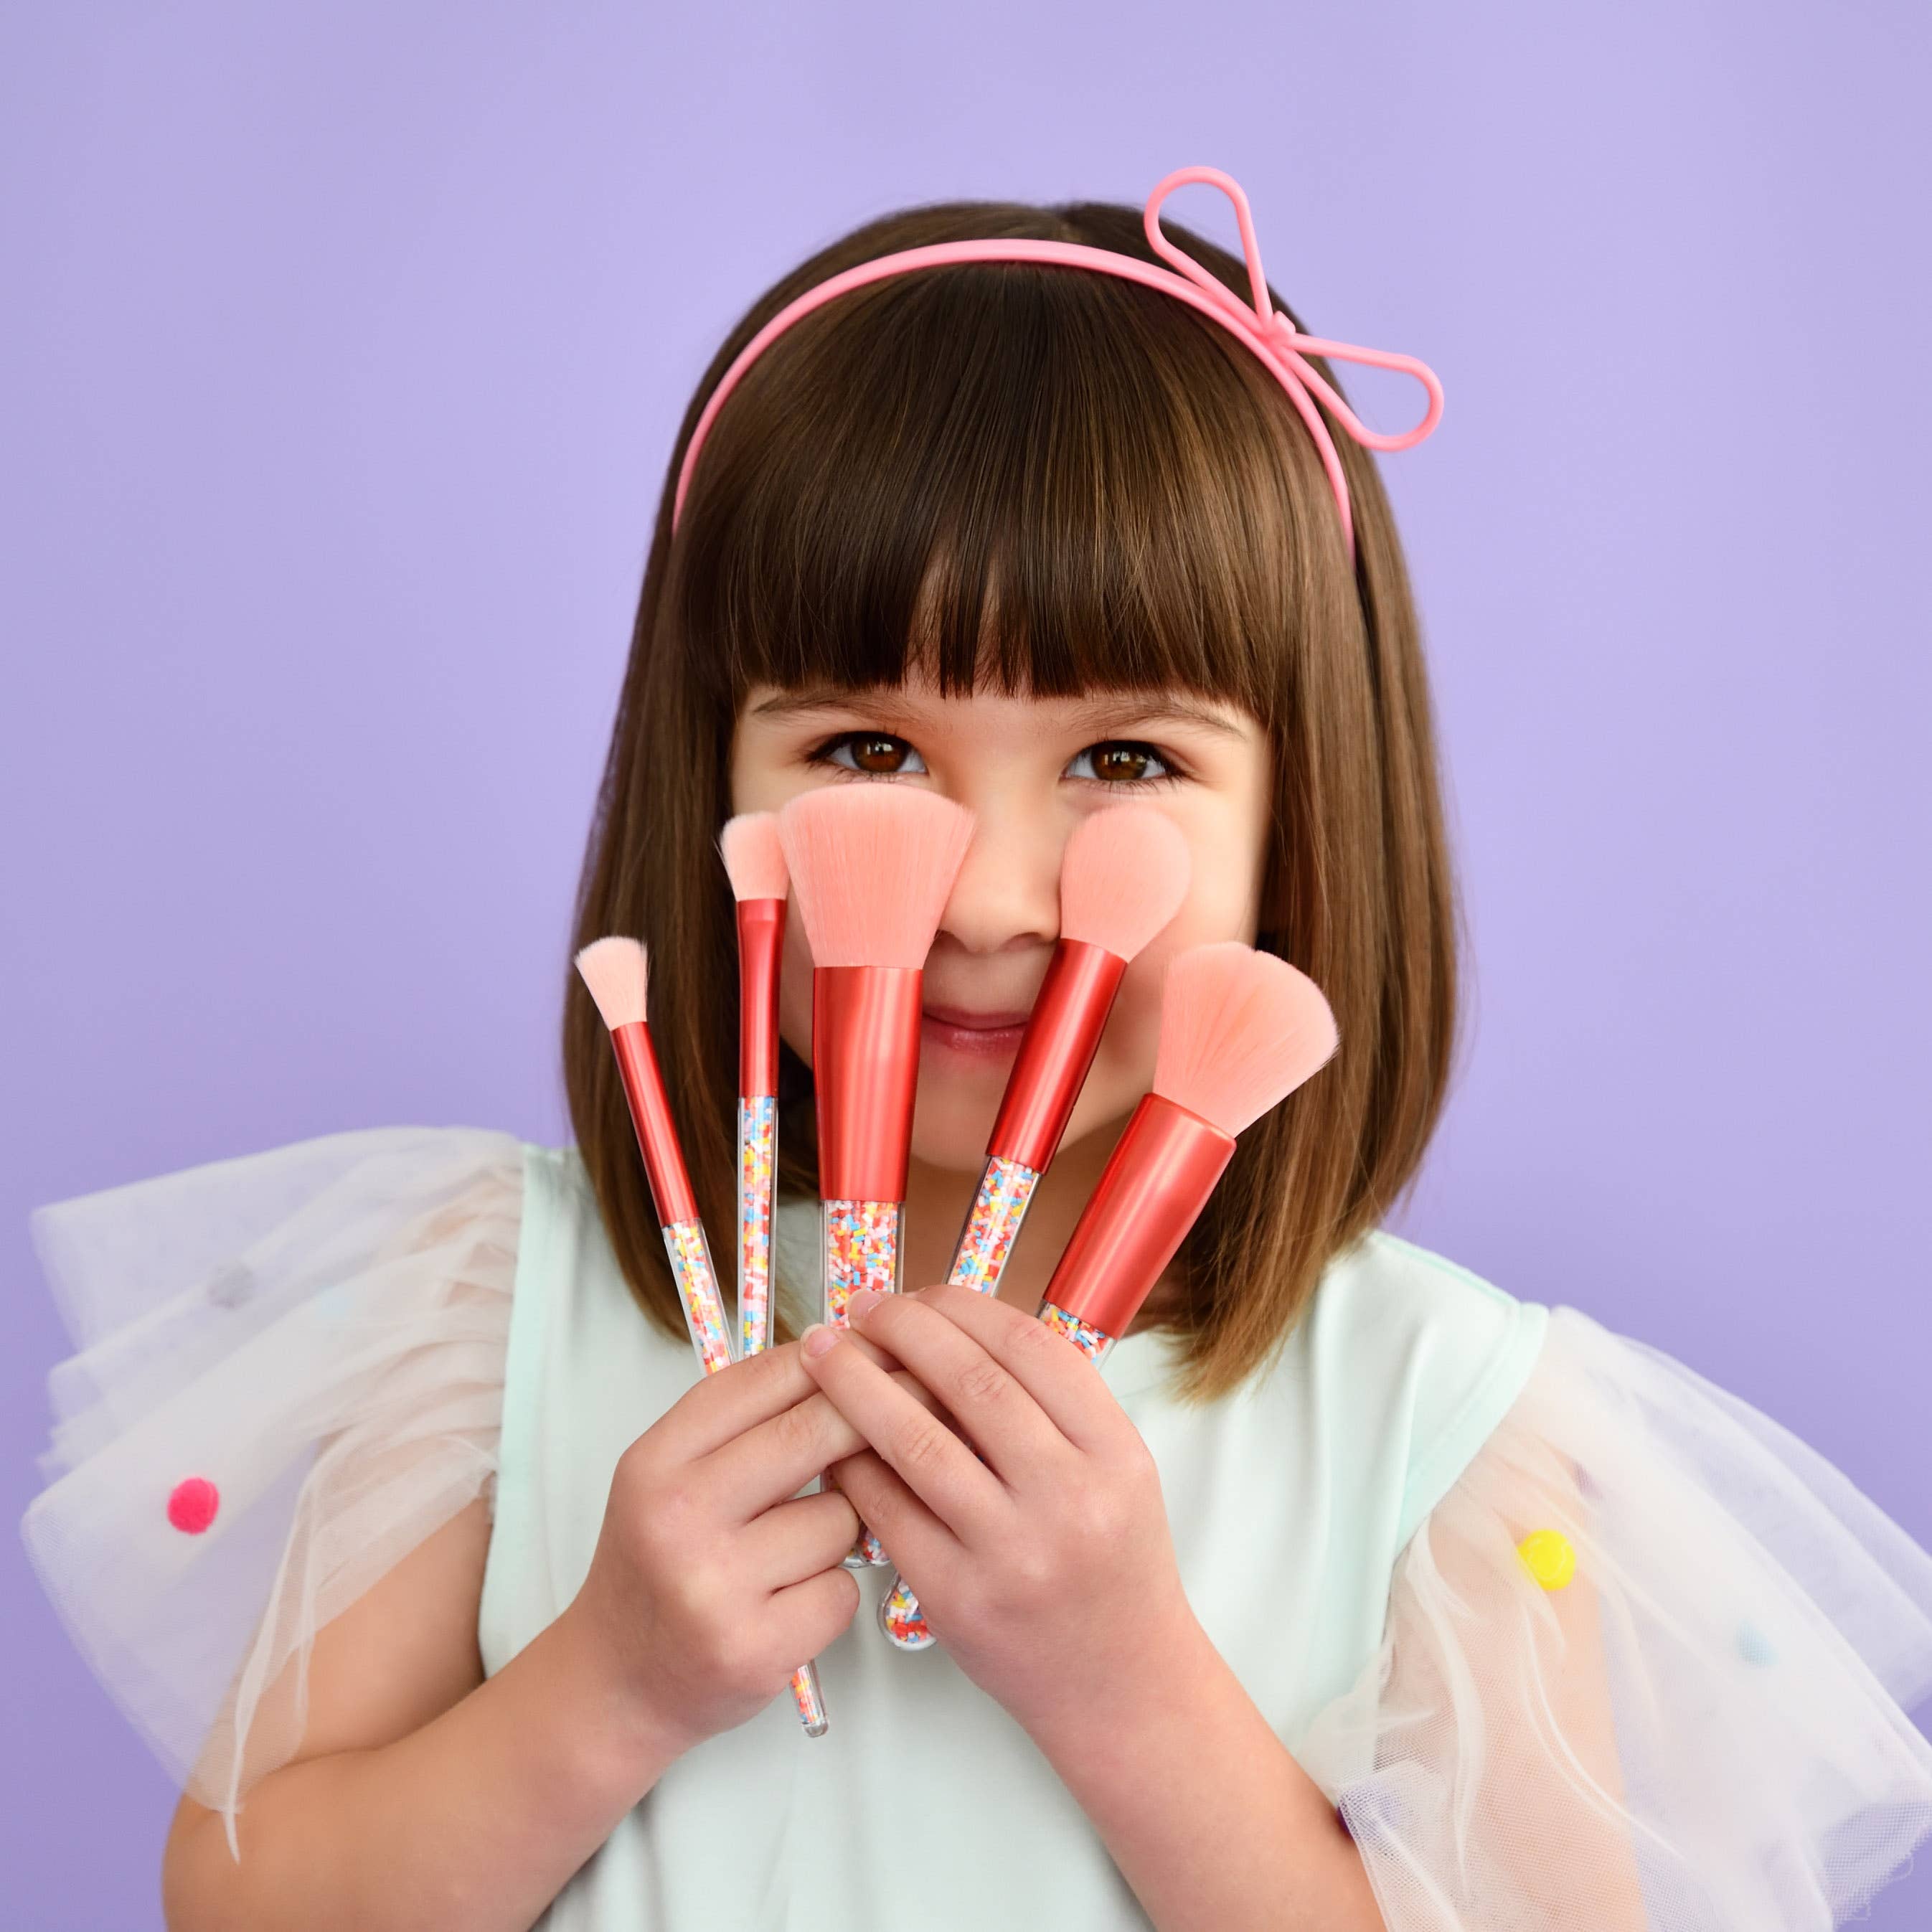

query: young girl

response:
[22,166,1932,1932]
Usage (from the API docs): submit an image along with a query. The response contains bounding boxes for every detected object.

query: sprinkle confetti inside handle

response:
[737,1096,778,1357]
[946,1155,1039,1294]
[786,1659,829,1735]
[679,1200,828,1737]
[823,1200,900,1566]
[663,1220,734,1378]
[880,1296,1118,1651]
[1038,1299,1117,1365]
[880,1571,933,1649]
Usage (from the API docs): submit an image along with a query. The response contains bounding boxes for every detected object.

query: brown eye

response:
[822,731,926,776]
[1071,741,1170,785]
[850,735,908,773]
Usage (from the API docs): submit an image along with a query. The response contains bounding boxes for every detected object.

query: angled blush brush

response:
[576,933,829,1738]
[719,813,789,1360]
[1038,940,1339,1362]
[777,783,977,1567]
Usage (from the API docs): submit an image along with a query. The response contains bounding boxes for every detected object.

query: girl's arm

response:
[162,1499,685,1932]
[1022,1607,1386,1932]
[165,1337,889,1932]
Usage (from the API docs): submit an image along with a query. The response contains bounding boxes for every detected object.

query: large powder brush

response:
[777,783,976,1567]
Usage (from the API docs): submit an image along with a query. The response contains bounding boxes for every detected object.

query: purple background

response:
[6,6,1928,1923]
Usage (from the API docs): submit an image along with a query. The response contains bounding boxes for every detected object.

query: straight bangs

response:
[567,191,1461,1403]
[666,248,1360,722]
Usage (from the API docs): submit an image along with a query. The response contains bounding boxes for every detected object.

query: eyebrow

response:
[745,686,1250,740]
[1062,694,1250,741]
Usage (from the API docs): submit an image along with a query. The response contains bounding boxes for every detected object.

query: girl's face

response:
[728,672,1275,1174]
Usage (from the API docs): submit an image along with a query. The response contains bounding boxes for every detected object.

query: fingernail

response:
[846,1288,882,1322]
[801,1323,839,1360]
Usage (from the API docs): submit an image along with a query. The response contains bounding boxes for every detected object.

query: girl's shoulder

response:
[1289,1239,1932,1929]
[20,1122,528,1855]
[1285,1227,1552,1547]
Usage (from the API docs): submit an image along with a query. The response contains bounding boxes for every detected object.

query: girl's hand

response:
[566,1331,933,1755]
[799,1283,1199,1742]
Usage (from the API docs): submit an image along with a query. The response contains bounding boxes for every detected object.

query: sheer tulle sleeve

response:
[1294,1304,1932,1930]
[19,1125,524,1861]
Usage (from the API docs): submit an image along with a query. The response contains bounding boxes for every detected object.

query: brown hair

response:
[563,187,1464,1402]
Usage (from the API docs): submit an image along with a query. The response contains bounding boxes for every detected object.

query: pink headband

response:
[671,164,1443,560]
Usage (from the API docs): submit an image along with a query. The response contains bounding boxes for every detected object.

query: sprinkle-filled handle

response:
[878,1294,1119,1651]
[1037,1299,1117,1365]
[823,1199,900,1566]
[736,1096,778,1358]
[671,1215,826,1736]
[879,1570,933,1649]
[946,1155,1040,1294]
[663,1220,735,1378]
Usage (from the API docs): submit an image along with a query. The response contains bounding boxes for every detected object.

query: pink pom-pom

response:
[166,1476,220,1535]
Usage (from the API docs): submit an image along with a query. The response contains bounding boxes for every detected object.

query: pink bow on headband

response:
[672,163,1444,559]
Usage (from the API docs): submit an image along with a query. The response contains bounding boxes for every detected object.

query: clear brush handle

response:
[880,1158,1040,1651]
[822,1200,902,1566]
[674,1205,829,1738]
[945,1155,1040,1292]
[663,1219,735,1379]
[880,1299,1118,1648]
[736,1098,778,1357]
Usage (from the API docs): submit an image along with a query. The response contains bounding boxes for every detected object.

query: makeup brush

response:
[777,783,977,1567]
[1039,940,1339,1360]
[719,813,788,1360]
[947,804,1189,1296]
[882,940,1337,1651]
[877,806,1187,1649]
[576,934,829,1738]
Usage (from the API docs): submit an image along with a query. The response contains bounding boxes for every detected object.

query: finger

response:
[833,1447,958,1579]
[659,1335,833,1461]
[896,1281,1129,1454]
[743,1489,862,1589]
[843,1289,1070,1484]
[665,1327,916,1462]
[706,1350,948,1520]
[770,1565,861,1662]
[798,1324,1009,1539]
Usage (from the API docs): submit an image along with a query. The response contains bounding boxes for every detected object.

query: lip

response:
[920,1002,1030,1063]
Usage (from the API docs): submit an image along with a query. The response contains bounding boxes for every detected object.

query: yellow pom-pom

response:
[1517,1528,1576,1590]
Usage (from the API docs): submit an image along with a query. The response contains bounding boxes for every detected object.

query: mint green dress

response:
[21,1126,1932,1928]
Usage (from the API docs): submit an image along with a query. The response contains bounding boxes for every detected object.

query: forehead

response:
[739,674,1260,748]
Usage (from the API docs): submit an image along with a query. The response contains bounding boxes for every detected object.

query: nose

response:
[936,796,1062,956]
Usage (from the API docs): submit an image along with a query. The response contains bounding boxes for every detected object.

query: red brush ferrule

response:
[736,898,786,1099]
[988,938,1126,1173]
[611,1022,700,1227]
[1043,1093,1234,1337]
[813,965,922,1204]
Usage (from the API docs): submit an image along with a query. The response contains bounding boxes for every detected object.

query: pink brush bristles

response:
[1152,941,1339,1136]
[575,935,650,1031]
[776,786,976,967]
[1059,806,1189,958]
[720,812,790,902]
